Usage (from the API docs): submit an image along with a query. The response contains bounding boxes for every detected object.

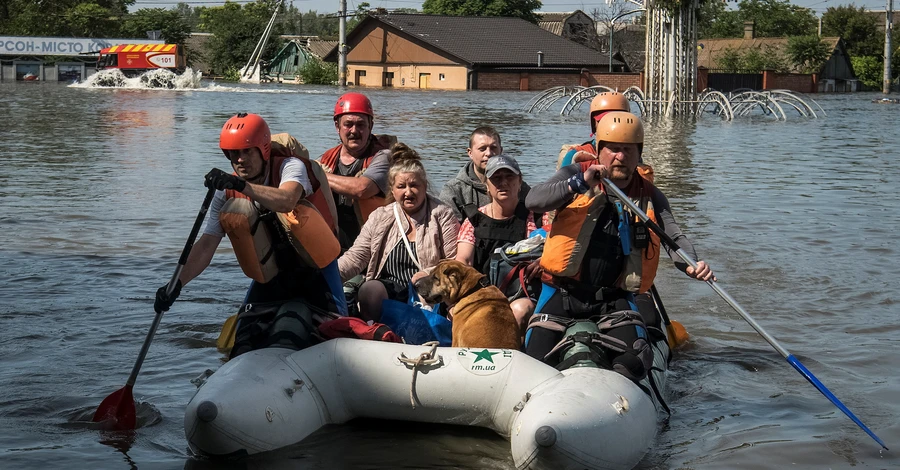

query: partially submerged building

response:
[324,13,624,91]
[0,36,162,81]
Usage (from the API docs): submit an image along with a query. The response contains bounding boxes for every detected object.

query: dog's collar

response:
[460,276,491,300]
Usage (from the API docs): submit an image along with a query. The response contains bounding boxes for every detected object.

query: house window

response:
[383,71,394,87]
[439,73,445,81]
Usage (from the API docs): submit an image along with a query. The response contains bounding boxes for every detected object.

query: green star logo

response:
[472,349,499,364]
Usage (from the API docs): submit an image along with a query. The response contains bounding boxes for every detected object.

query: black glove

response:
[205,168,246,192]
[154,280,183,314]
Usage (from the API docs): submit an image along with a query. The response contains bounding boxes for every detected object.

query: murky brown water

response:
[1,80,898,469]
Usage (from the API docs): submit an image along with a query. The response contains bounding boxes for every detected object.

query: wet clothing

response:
[439,161,531,223]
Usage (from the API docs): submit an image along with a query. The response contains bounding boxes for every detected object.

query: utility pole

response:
[885,0,894,94]
[338,0,347,87]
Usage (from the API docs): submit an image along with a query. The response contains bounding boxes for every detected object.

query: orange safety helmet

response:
[220,113,271,161]
[589,92,631,133]
[594,111,643,155]
[333,92,374,121]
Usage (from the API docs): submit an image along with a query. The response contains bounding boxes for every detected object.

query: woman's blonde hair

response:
[385,143,428,203]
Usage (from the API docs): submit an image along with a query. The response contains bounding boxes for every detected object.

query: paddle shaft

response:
[649,284,672,329]
[125,186,216,387]
[602,178,887,450]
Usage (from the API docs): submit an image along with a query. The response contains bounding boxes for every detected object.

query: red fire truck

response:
[96,44,186,76]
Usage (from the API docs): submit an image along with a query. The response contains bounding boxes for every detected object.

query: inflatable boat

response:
[185,336,669,470]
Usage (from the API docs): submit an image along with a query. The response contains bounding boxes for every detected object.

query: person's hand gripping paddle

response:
[92,187,216,430]
[602,178,888,450]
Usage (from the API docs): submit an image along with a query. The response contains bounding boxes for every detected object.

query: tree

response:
[200,1,285,75]
[123,8,191,44]
[700,0,817,38]
[175,2,203,32]
[786,35,831,73]
[590,2,643,53]
[851,55,882,87]
[716,44,789,72]
[0,0,132,37]
[697,0,729,39]
[299,56,337,84]
[422,0,543,23]
[821,5,880,57]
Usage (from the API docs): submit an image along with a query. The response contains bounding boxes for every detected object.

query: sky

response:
[129,0,896,17]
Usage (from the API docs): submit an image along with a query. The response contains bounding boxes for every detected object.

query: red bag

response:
[318,317,402,343]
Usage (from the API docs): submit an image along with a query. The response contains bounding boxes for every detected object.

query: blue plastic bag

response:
[380,284,452,346]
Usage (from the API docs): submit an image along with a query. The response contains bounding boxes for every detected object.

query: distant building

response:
[265,37,338,82]
[697,36,856,91]
[0,36,162,81]
[324,13,624,91]
[537,10,599,48]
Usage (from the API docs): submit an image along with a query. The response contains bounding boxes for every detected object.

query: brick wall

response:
[529,73,582,90]
[477,72,520,90]
[587,73,641,91]
[763,71,815,93]
[477,71,641,91]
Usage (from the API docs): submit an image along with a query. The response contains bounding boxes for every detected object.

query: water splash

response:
[71,68,203,90]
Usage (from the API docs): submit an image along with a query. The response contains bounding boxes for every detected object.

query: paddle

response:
[93,187,217,431]
[216,314,238,350]
[602,178,888,450]
[650,284,689,348]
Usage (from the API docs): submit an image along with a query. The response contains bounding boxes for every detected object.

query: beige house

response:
[324,13,621,91]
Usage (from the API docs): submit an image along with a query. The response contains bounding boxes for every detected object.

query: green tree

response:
[422,0,543,23]
[1,0,132,36]
[174,2,203,32]
[123,8,191,44]
[697,0,729,38]
[851,55,881,87]
[200,0,285,75]
[299,56,337,84]
[821,5,880,57]
[716,44,789,72]
[701,0,817,38]
[786,35,831,73]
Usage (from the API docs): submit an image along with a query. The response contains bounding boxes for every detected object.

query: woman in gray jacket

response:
[338,143,459,321]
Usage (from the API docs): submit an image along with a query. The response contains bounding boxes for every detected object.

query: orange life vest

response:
[218,134,341,283]
[318,134,395,224]
[540,163,661,294]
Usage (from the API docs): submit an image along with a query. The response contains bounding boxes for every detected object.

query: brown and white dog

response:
[414,259,520,349]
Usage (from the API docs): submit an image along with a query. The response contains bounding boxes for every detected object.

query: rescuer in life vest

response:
[153,113,346,355]
[318,92,396,251]
[557,91,631,169]
[524,112,714,376]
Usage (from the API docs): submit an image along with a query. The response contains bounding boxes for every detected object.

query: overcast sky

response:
[130,0,895,18]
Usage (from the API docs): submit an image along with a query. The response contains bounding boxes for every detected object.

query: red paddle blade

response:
[93,385,136,430]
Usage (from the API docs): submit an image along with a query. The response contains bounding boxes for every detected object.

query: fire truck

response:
[96,44,186,76]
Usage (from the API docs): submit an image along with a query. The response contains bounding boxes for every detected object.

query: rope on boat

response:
[398,341,442,409]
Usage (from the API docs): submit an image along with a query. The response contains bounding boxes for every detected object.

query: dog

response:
[414,259,520,349]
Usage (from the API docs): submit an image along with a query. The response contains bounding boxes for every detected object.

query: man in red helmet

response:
[319,92,395,251]
[154,114,346,350]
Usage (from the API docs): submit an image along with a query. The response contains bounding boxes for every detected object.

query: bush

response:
[300,57,338,85]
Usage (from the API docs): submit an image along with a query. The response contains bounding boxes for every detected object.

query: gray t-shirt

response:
[202,157,313,238]
[335,148,390,206]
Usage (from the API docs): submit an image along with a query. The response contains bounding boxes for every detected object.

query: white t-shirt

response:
[202,157,313,238]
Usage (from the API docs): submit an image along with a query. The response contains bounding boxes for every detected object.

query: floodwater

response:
[1,78,898,469]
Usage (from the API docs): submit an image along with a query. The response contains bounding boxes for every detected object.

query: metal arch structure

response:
[730,91,787,120]
[695,90,734,120]
[623,86,646,116]
[559,85,617,116]
[523,86,586,113]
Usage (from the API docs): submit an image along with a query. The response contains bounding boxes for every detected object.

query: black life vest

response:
[462,201,534,274]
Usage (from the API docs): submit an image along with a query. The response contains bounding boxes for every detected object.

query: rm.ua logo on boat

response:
[457,348,513,375]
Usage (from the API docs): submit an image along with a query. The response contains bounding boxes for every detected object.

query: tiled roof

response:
[344,13,619,67]
[697,36,842,72]
[306,39,337,59]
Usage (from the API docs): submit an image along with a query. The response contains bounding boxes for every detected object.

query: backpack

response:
[487,233,545,301]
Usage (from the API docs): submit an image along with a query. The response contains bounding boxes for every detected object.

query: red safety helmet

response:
[220,113,271,161]
[333,92,374,121]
